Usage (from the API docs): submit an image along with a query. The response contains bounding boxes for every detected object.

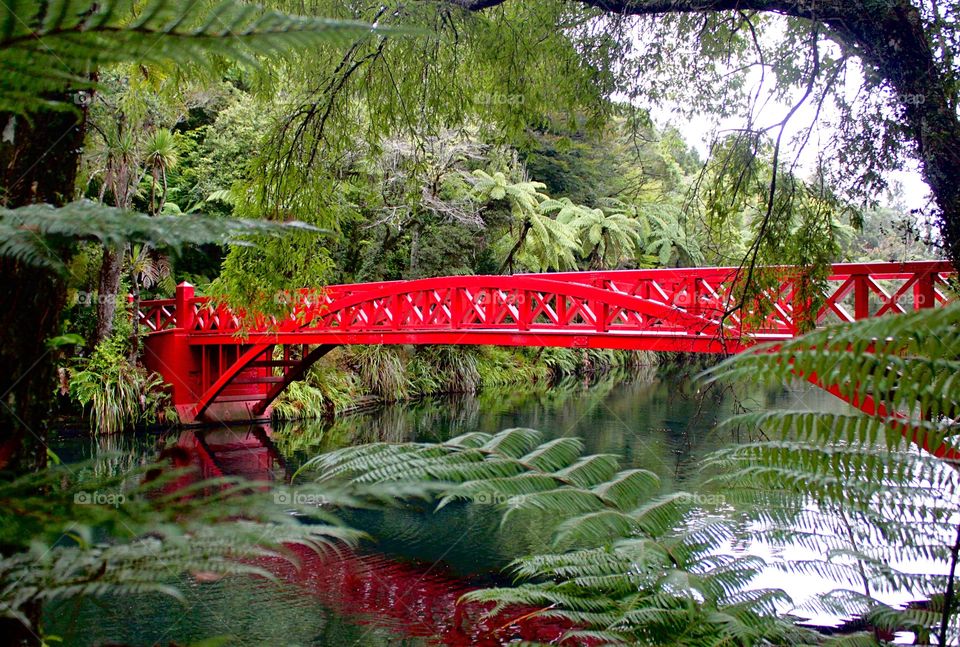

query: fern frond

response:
[304,428,673,549]
[0,0,407,113]
[0,201,321,272]
[701,303,960,645]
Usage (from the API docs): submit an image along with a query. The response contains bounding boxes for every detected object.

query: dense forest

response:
[55,74,936,429]
[0,0,958,645]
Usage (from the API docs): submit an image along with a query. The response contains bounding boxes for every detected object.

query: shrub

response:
[69,333,169,434]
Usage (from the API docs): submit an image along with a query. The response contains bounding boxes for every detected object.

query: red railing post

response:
[556,294,567,325]
[392,294,403,330]
[689,277,701,317]
[518,290,530,331]
[175,282,195,331]
[450,289,461,329]
[914,271,936,310]
[593,278,608,332]
[854,274,870,320]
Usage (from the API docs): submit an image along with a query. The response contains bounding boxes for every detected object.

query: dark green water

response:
[43,373,838,646]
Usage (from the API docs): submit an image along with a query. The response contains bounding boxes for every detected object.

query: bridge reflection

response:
[176,427,576,646]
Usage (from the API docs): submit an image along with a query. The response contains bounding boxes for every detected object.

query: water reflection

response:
[47,373,843,645]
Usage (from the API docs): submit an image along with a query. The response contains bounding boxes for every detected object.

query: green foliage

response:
[843,205,938,262]
[409,346,482,396]
[641,205,704,268]
[69,321,170,434]
[471,170,547,215]
[251,0,616,219]
[209,227,336,320]
[0,454,387,628]
[302,427,810,644]
[573,207,646,268]
[272,357,359,420]
[0,0,402,113]
[470,169,578,273]
[702,303,960,644]
[344,345,411,402]
[0,201,319,273]
[474,347,549,388]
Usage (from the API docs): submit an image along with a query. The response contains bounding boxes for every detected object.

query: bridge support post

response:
[143,282,208,424]
[854,274,870,320]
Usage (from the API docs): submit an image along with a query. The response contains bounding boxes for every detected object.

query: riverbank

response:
[270,345,660,421]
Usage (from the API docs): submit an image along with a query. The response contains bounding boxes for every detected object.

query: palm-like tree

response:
[470,169,546,214]
[547,198,648,269]
[144,130,179,216]
[470,170,578,273]
[510,209,579,272]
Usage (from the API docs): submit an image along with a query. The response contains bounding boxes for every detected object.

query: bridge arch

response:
[185,275,735,421]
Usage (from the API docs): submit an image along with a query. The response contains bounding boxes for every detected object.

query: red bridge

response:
[139,262,954,425]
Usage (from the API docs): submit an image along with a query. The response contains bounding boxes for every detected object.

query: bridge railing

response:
[136,262,955,339]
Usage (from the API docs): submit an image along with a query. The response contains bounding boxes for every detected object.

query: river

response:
[43,372,850,646]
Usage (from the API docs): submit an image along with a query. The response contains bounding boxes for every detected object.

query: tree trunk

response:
[826,0,960,267]
[95,246,125,345]
[130,272,141,363]
[0,105,86,647]
[409,224,420,275]
[498,220,532,274]
[0,108,85,465]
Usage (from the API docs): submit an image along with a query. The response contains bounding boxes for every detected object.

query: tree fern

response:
[0,0,405,113]
[470,170,579,272]
[300,428,809,644]
[547,198,648,269]
[701,302,960,644]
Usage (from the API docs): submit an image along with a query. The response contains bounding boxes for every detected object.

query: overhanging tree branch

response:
[439,0,960,268]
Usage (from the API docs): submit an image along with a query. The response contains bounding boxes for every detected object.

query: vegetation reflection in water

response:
[42,371,839,646]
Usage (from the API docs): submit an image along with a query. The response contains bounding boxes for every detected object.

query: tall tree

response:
[438,0,960,267]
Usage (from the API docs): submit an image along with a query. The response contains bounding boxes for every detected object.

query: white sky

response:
[628,19,933,214]
[649,106,931,212]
